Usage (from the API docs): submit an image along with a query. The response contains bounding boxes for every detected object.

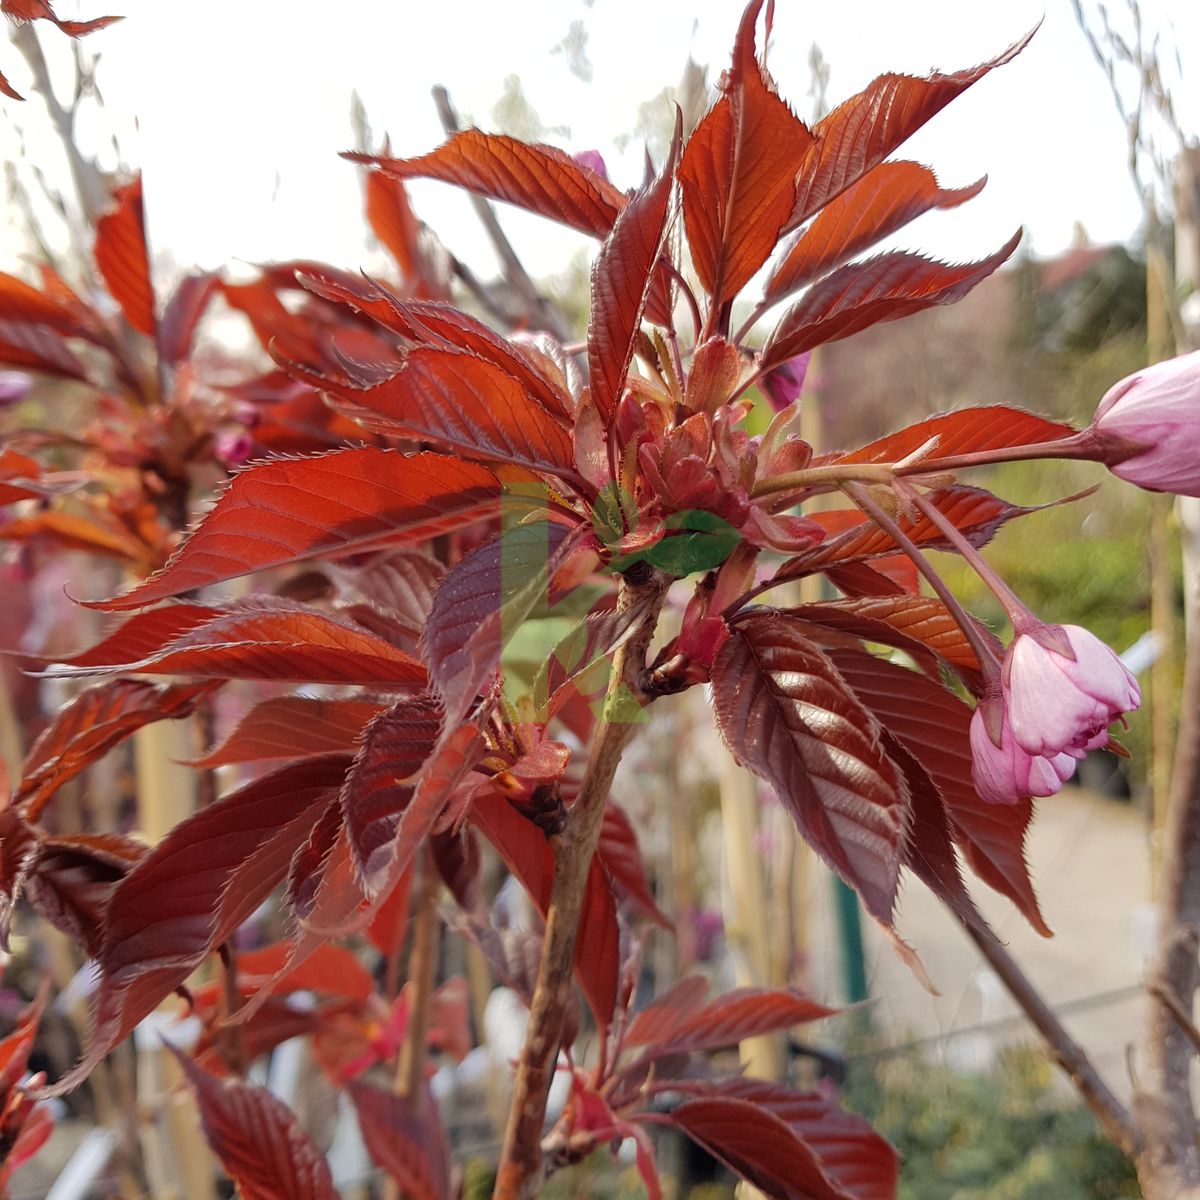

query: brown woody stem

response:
[396,847,439,1103]
[959,916,1141,1161]
[1138,620,1200,1193]
[493,570,669,1200]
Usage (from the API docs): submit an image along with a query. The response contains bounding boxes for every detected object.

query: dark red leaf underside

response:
[471,791,620,1027]
[597,802,671,928]
[45,755,352,1096]
[766,161,986,301]
[26,832,147,958]
[711,615,910,924]
[87,449,500,611]
[788,32,1033,229]
[0,318,89,379]
[158,273,219,365]
[94,176,156,337]
[175,1053,338,1200]
[587,114,679,421]
[627,986,834,1055]
[762,235,1020,370]
[835,405,1077,466]
[191,696,384,767]
[679,0,814,308]
[350,1083,450,1200]
[335,549,444,637]
[333,349,576,476]
[351,131,626,237]
[0,808,40,946]
[16,679,214,819]
[671,1077,899,1200]
[340,693,442,890]
[424,520,575,727]
[0,271,91,335]
[825,647,1048,935]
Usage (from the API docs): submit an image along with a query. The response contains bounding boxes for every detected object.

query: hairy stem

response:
[752,431,1100,500]
[396,848,439,1103]
[960,916,1142,1161]
[842,482,1002,678]
[493,570,669,1200]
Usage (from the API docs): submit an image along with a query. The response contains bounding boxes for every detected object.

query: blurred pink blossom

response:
[760,353,811,412]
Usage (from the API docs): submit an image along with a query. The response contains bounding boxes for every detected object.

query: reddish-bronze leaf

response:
[94,176,156,337]
[0,978,48,1091]
[669,1078,898,1200]
[766,162,986,301]
[0,271,91,336]
[25,832,146,958]
[299,275,572,421]
[350,131,626,237]
[835,405,1078,467]
[776,486,1042,581]
[711,615,910,923]
[784,596,986,674]
[191,696,384,767]
[0,509,148,563]
[627,986,834,1055]
[365,170,422,279]
[762,235,1020,369]
[587,114,679,420]
[56,605,426,687]
[622,976,711,1049]
[158,273,218,365]
[44,755,352,1096]
[350,1083,450,1200]
[51,604,220,668]
[679,1,814,309]
[340,693,441,890]
[0,808,40,947]
[598,802,671,928]
[233,941,374,1003]
[826,647,1048,935]
[174,1052,338,1200]
[425,520,576,726]
[16,679,214,819]
[333,349,576,476]
[472,790,620,1027]
[788,32,1033,229]
[87,449,500,611]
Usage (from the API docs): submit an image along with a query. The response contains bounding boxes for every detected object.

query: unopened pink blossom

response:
[1003,624,1140,760]
[969,707,1076,805]
[1091,349,1200,497]
[760,352,811,412]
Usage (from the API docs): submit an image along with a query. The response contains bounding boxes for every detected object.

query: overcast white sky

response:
[2,1,1197,290]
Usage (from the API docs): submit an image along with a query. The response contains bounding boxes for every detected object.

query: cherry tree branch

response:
[493,568,670,1200]
[959,916,1142,1161]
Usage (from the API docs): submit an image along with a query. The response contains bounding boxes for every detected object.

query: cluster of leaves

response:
[0,2,1111,1196]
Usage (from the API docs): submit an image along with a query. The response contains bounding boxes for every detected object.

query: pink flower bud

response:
[969,707,1076,805]
[0,372,32,408]
[573,150,609,182]
[1091,349,1200,497]
[760,352,811,412]
[1003,624,1140,760]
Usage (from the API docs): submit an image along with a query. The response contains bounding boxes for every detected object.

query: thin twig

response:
[493,569,670,1200]
[1149,981,1200,1058]
[960,916,1142,1162]
[432,86,569,342]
